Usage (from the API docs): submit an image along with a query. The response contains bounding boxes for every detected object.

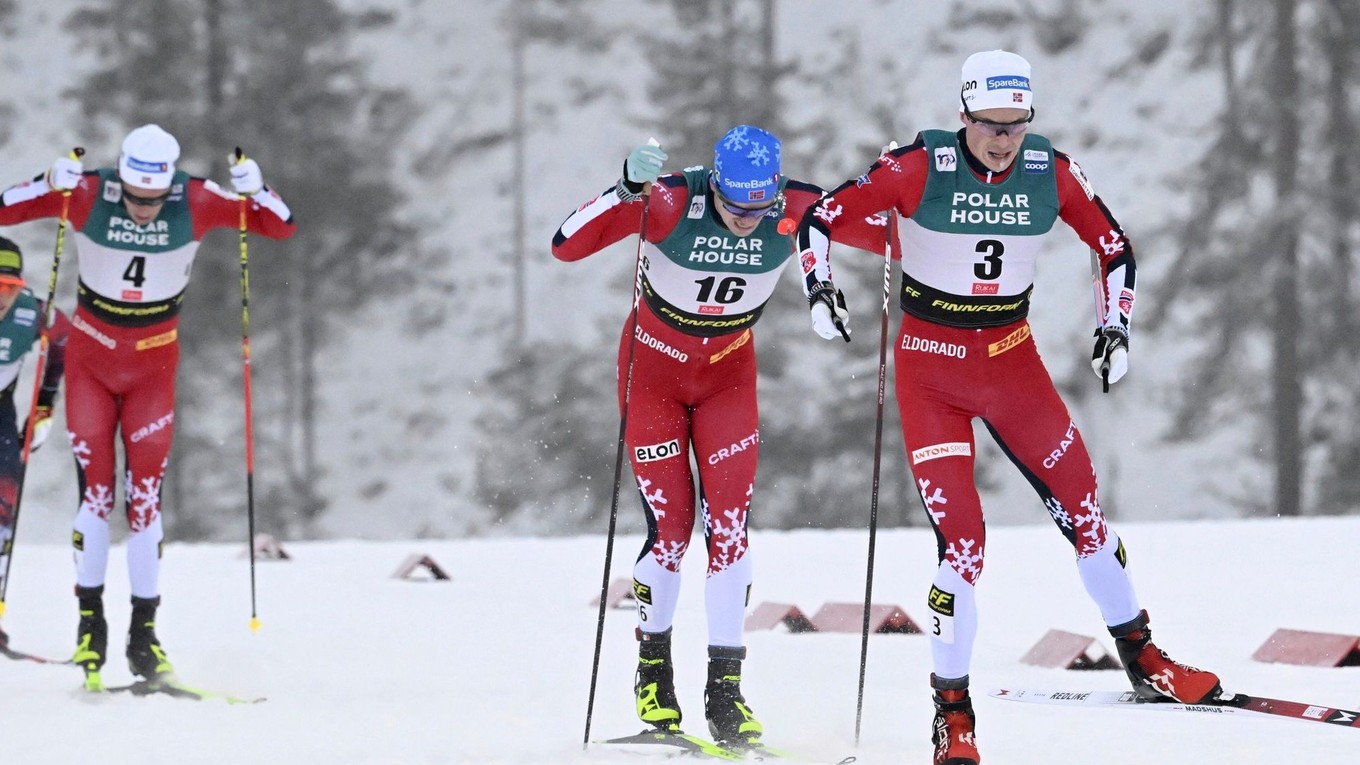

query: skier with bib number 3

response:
[0,124,296,691]
[552,126,892,749]
[794,52,1224,765]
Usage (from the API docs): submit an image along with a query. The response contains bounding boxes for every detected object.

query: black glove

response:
[1090,326,1130,392]
[808,281,850,342]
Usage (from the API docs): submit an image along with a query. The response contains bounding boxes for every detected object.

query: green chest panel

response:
[653,168,791,275]
[81,169,196,252]
[0,290,42,364]
[912,130,1060,236]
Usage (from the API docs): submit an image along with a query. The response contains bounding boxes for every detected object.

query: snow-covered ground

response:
[1,517,1356,764]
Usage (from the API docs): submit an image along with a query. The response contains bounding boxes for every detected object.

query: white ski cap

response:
[118,124,180,190]
[960,50,1034,114]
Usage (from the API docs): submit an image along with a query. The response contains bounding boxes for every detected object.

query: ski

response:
[593,729,855,763]
[1,643,73,665]
[594,729,746,760]
[101,676,266,705]
[990,687,1360,731]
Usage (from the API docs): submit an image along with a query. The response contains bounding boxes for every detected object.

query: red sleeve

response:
[0,172,98,229]
[797,136,929,251]
[188,178,297,241]
[1054,151,1133,270]
[783,180,898,258]
[551,174,687,262]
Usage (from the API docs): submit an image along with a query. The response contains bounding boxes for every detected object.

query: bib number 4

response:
[123,255,148,288]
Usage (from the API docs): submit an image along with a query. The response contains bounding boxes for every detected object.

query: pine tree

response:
[1144,0,1358,515]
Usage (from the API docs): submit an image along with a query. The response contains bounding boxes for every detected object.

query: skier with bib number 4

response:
[794,52,1224,765]
[553,126,892,749]
[0,124,296,690]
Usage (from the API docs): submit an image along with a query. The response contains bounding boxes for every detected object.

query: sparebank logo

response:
[986,75,1030,91]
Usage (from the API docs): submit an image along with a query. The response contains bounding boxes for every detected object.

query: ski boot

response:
[72,585,108,691]
[635,628,682,731]
[1110,610,1221,703]
[703,646,763,749]
[0,623,9,650]
[931,674,980,765]
[126,595,175,682]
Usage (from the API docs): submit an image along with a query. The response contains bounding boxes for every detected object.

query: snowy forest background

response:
[2,0,1357,544]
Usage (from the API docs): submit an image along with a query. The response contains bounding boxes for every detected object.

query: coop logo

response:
[635,439,682,463]
[1023,148,1049,173]
[986,75,1030,91]
[911,442,971,465]
[934,147,957,172]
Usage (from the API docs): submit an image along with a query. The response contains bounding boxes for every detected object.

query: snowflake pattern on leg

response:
[706,483,752,576]
[1073,491,1110,558]
[126,468,163,534]
[652,539,688,572]
[636,475,668,520]
[1045,496,1073,529]
[80,484,115,521]
[918,477,949,525]
[944,537,985,583]
[69,433,92,470]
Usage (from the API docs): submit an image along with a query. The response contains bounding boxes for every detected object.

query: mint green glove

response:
[624,142,667,187]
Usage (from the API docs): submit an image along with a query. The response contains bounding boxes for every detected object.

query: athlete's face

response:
[121,183,171,226]
[0,281,21,315]
[961,106,1031,172]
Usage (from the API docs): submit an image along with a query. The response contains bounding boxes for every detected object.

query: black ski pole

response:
[582,140,657,749]
[855,196,898,745]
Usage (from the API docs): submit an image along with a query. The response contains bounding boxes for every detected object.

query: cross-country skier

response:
[793,51,1224,765]
[0,236,69,649]
[552,126,892,748]
[0,124,296,689]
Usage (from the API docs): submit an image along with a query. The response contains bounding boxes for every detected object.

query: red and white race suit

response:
[0,169,295,599]
[798,131,1142,680]
[554,170,890,647]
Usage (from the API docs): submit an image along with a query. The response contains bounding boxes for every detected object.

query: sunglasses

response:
[122,186,172,207]
[712,188,780,221]
[961,100,1035,138]
[0,281,23,298]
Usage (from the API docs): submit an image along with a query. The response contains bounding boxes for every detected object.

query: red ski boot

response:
[1110,610,1222,703]
[930,675,980,765]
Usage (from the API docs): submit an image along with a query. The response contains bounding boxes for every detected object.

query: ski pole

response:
[1090,248,1110,393]
[855,187,898,745]
[233,147,261,633]
[583,139,658,749]
[0,147,83,618]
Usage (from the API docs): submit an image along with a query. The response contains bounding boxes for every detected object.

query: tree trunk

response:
[510,0,527,346]
[1270,0,1301,516]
